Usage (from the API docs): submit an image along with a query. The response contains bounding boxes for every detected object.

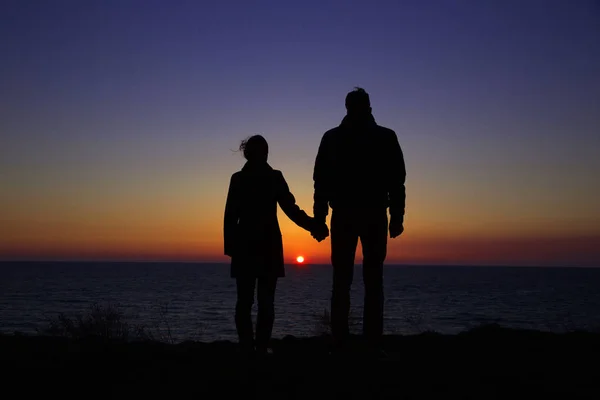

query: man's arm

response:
[387,131,406,235]
[313,132,332,224]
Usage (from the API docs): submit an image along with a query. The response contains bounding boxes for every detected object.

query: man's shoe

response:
[255,346,273,361]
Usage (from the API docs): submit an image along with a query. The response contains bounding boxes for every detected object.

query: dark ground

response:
[2,325,599,399]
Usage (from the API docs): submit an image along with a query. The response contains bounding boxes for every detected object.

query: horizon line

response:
[0,259,598,268]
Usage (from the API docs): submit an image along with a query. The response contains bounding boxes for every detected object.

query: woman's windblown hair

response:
[239,135,268,162]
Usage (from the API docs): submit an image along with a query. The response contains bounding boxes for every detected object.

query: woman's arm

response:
[275,171,313,231]
[223,174,240,257]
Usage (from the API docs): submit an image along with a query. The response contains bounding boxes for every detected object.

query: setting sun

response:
[296,256,305,263]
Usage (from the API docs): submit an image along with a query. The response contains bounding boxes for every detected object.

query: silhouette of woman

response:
[224,135,318,356]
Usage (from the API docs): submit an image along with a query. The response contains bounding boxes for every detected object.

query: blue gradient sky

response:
[1,0,599,265]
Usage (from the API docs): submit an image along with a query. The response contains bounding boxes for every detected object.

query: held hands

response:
[389,216,404,238]
[310,218,329,242]
[309,216,401,241]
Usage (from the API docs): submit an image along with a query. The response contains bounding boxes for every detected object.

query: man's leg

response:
[235,277,256,351]
[360,209,388,347]
[256,276,278,353]
[330,209,359,347]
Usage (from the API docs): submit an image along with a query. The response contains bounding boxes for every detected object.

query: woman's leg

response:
[255,277,278,353]
[235,277,256,351]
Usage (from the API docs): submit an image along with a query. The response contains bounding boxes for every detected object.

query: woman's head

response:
[239,135,268,162]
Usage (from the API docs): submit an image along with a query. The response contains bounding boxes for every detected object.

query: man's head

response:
[345,87,371,116]
[240,134,268,163]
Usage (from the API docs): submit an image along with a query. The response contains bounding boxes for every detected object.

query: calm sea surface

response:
[1,262,599,342]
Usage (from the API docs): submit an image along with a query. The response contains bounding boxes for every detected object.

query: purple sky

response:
[1,0,599,265]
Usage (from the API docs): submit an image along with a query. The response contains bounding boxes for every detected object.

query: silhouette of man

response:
[312,87,406,353]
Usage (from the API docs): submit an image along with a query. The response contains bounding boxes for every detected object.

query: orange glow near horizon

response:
[1,154,599,267]
[2,218,599,266]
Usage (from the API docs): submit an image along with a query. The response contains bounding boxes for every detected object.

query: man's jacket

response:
[313,114,406,221]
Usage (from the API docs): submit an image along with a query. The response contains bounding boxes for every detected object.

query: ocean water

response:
[1,261,599,342]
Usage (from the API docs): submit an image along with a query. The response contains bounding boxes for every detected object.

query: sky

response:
[1,0,599,266]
